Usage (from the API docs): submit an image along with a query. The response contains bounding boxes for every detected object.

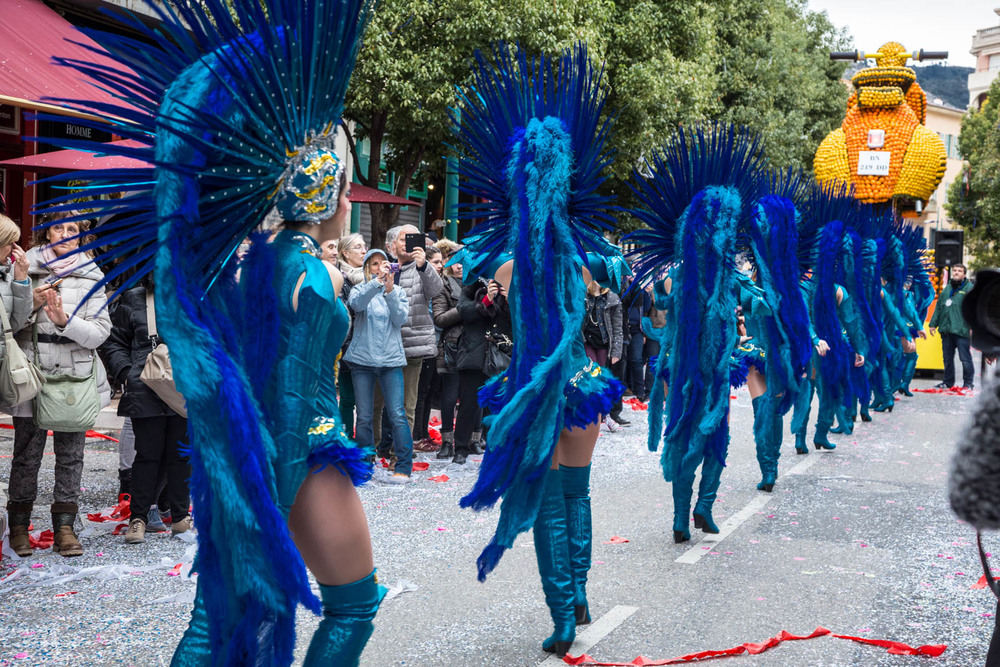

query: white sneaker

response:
[603,415,620,433]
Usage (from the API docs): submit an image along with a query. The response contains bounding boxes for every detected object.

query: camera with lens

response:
[962,268,1000,357]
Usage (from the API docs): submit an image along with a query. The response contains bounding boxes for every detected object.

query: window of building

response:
[989,53,1000,70]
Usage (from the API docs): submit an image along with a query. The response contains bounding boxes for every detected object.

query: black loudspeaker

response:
[934,230,964,268]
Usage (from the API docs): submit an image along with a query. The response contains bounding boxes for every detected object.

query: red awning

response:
[0,140,148,172]
[349,183,422,207]
[0,0,133,117]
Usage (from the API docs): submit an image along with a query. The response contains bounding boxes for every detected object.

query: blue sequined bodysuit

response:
[268,230,362,515]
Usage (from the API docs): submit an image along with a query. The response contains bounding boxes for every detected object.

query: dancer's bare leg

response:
[289,466,374,585]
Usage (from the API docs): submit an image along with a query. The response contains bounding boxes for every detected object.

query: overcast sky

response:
[806,1,999,68]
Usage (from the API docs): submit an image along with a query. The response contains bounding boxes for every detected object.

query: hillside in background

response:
[915,64,974,109]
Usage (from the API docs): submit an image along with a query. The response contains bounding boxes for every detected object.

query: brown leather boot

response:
[51,503,83,557]
[7,501,33,558]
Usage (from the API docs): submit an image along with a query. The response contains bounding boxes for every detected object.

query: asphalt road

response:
[0,372,996,666]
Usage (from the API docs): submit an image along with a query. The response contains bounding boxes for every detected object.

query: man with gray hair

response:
[372,224,443,450]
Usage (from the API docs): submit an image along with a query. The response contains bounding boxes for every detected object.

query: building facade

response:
[969,8,1000,108]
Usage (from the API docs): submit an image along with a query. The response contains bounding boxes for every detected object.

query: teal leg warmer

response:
[302,569,388,667]
[533,467,575,656]
[170,579,212,667]
[560,464,592,625]
[900,352,917,395]
[693,455,723,533]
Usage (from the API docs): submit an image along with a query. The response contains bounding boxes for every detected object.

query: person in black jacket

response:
[452,278,512,465]
[103,279,192,544]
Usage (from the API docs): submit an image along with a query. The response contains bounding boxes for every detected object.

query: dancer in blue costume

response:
[789,188,870,454]
[625,125,769,544]
[29,1,382,664]
[448,45,625,658]
[738,175,814,493]
[870,229,917,414]
[895,225,934,396]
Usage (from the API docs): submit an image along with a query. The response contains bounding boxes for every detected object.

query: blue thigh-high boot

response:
[813,382,837,451]
[752,397,776,492]
[899,351,917,396]
[693,453,723,533]
[671,466,696,543]
[302,569,388,667]
[533,467,576,657]
[790,381,813,455]
[170,578,212,666]
[560,464,592,626]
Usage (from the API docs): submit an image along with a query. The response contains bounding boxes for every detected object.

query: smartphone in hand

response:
[404,233,426,254]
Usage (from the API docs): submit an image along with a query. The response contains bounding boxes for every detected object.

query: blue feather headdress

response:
[623,125,765,481]
[31,1,372,664]
[449,44,619,582]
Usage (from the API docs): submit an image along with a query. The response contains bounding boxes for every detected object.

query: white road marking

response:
[538,605,639,666]
[675,450,829,564]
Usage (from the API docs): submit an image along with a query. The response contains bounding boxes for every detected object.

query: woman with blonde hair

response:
[6,210,111,558]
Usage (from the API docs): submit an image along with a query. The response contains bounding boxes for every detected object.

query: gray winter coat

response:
[9,248,112,418]
[0,262,32,359]
[344,278,409,368]
[398,260,443,359]
[584,289,624,360]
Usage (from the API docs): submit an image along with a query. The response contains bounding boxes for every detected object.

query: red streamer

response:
[28,530,54,550]
[111,522,129,535]
[602,535,630,544]
[412,461,430,471]
[87,494,131,522]
[563,627,946,665]
[0,423,118,442]
[427,474,450,483]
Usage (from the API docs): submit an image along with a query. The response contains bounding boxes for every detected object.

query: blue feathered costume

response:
[29,1,382,664]
[625,125,769,543]
[447,45,625,657]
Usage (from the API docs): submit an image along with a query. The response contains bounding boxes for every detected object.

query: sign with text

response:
[37,120,112,153]
[0,105,19,135]
[857,151,890,176]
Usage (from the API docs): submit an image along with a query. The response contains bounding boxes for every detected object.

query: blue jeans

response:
[352,365,413,475]
[941,333,974,388]
[626,330,646,396]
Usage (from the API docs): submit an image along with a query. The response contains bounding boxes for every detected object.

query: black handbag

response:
[482,329,512,377]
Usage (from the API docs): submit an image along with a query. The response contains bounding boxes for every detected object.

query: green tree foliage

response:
[945,78,1000,269]
[345,0,611,247]
[346,0,851,243]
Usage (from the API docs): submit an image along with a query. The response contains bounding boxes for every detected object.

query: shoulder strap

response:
[0,291,11,336]
[145,289,158,339]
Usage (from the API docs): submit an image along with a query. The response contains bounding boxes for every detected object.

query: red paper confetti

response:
[111,522,129,535]
[623,397,647,411]
[602,535,630,544]
[562,628,946,665]
[912,386,974,396]
[87,494,131,522]
[427,474,450,483]
[28,530,54,550]
[378,457,392,469]
[972,574,991,590]
[54,591,78,597]
[412,461,430,472]
[167,563,183,577]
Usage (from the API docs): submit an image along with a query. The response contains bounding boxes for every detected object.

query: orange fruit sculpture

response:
[814,42,947,206]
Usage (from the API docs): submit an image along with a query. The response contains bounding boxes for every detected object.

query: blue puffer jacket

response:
[344,277,409,368]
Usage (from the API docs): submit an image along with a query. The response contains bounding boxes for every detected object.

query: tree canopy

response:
[345,0,851,244]
[945,77,1000,270]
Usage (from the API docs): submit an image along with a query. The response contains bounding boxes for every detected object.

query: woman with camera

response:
[345,249,414,482]
[451,277,512,465]
[6,211,111,558]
